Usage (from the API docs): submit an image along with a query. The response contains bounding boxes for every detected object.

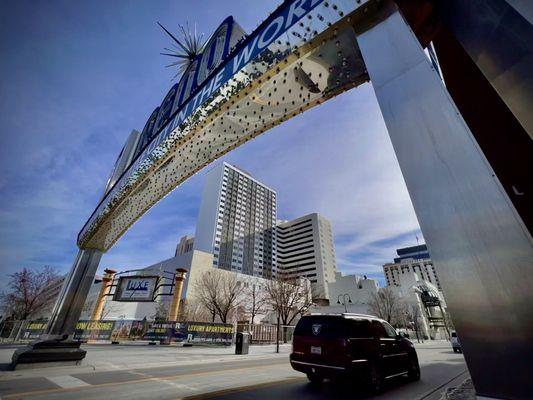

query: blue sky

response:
[0,0,423,289]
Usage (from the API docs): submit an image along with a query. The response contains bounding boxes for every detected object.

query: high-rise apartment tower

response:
[277,213,337,299]
[194,162,277,278]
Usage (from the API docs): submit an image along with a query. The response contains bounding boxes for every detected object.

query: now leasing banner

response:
[71,320,232,344]
[74,320,116,341]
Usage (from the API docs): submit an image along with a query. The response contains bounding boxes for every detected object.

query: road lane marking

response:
[178,377,307,400]
[3,361,289,399]
[46,375,90,388]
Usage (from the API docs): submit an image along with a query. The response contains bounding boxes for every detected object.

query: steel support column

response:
[12,248,103,367]
[357,7,533,400]
[45,249,103,338]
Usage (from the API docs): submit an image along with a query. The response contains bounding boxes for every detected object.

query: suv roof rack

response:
[307,312,381,320]
[342,313,379,319]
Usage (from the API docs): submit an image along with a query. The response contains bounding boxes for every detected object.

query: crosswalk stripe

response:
[47,375,91,389]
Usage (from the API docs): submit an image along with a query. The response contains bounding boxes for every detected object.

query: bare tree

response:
[265,277,313,342]
[368,287,402,324]
[151,301,169,322]
[404,303,424,343]
[179,300,212,322]
[0,266,61,320]
[194,270,243,323]
[216,272,243,323]
[194,271,219,322]
[81,298,95,318]
[244,280,267,325]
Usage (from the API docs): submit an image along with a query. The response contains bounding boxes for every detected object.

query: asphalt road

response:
[0,342,467,400]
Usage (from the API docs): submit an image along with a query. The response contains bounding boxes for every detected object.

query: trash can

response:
[235,332,250,355]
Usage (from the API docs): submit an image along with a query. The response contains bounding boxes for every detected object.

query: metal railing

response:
[236,323,295,344]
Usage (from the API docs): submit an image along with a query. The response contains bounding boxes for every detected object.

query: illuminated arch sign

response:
[136,16,242,160]
[79,0,376,250]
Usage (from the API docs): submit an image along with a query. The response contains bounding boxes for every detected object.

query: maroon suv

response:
[290,313,420,391]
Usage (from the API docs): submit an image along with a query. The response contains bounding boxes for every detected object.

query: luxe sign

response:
[114,276,158,302]
[78,0,328,248]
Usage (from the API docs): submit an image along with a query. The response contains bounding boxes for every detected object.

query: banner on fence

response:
[129,320,148,339]
[110,320,135,341]
[186,322,233,345]
[142,322,182,341]
[74,320,115,341]
[142,321,233,345]
[21,321,48,340]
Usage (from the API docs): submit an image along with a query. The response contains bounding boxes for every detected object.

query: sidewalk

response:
[0,340,466,400]
[0,340,451,381]
[0,343,292,380]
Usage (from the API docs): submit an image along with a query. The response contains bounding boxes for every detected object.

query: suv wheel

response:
[306,372,324,384]
[407,356,421,381]
[368,363,383,392]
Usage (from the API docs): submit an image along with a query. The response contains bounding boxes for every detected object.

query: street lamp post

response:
[337,294,352,313]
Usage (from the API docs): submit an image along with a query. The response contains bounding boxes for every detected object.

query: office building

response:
[277,213,337,299]
[103,129,141,195]
[394,244,430,263]
[383,244,442,290]
[34,275,102,320]
[175,235,194,256]
[194,162,277,278]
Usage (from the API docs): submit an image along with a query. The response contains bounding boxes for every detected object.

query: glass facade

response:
[213,164,277,278]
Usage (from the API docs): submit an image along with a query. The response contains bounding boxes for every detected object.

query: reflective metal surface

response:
[357,6,533,399]
[437,0,533,140]
[48,1,533,397]
[77,0,378,251]
[45,249,103,338]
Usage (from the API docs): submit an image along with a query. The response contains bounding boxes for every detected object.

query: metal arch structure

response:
[14,1,533,399]
[76,1,375,251]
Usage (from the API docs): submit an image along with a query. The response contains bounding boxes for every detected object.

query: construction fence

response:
[0,319,295,346]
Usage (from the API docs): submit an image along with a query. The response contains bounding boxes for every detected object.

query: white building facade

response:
[175,235,195,256]
[326,272,379,312]
[194,162,277,278]
[80,249,274,323]
[316,271,448,340]
[388,271,448,340]
[383,245,442,291]
[277,213,337,300]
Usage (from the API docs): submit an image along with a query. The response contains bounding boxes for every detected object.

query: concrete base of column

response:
[11,339,86,370]
[10,249,103,369]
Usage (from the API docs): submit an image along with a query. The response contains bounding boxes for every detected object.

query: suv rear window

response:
[294,316,372,338]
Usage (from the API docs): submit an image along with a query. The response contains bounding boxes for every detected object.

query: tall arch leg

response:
[357,7,533,400]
